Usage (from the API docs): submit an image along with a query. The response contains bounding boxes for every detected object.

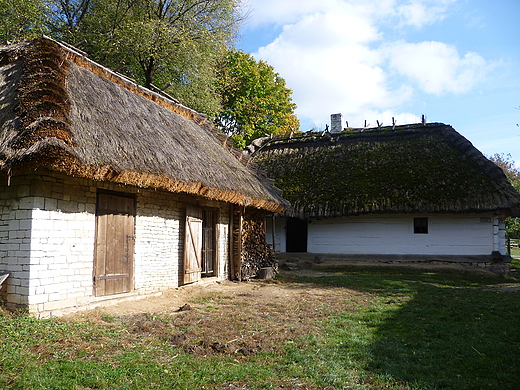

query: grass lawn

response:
[510,246,520,258]
[0,261,519,389]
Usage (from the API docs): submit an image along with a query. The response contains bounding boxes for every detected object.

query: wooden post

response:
[229,205,243,281]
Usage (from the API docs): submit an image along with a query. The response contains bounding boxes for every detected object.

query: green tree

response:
[490,153,520,190]
[73,0,241,116]
[215,50,299,148]
[490,153,520,239]
[1,0,242,118]
[0,0,47,43]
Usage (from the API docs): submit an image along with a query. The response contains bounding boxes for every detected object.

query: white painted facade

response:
[0,171,231,317]
[267,213,507,256]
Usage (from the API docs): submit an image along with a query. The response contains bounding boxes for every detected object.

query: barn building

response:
[0,37,286,317]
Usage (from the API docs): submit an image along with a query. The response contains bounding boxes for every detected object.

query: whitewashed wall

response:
[0,171,232,317]
[0,173,97,314]
[268,213,506,256]
[134,191,183,293]
[217,214,230,279]
[0,176,35,309]
[134,192,230,292]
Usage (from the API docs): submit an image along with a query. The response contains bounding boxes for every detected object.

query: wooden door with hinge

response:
[94,193,135,296]
[184,207,203,284]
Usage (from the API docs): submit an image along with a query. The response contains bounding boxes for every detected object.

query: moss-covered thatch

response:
[0,37,287,212]
[252,123,520,218]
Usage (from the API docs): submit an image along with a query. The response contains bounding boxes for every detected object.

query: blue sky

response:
[237,0,520,166]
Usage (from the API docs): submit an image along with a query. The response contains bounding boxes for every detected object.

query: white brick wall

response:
[134,191,183,292]
[0,176,32,306]
[217,217,230,278]
[30,207,95,311]
[0,170,233,317]
[134,192,231,290]
[0,173,99,313]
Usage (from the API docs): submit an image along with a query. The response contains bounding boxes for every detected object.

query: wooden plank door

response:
[94,193,135,296]
[184,207,203,284]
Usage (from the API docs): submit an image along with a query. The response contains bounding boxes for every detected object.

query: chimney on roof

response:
[330,113,343,133]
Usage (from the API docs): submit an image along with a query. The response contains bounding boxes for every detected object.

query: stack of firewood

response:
[240,208,278,280]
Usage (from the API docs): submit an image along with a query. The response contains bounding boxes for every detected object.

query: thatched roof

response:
[252,123,520,218]
[0,37,287,212]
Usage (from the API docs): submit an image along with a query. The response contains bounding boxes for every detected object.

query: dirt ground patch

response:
[68,278,367,360]
[66,262,513,360]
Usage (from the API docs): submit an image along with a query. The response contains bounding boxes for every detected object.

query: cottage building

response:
[252,119,520,265]
[0,37,286,317]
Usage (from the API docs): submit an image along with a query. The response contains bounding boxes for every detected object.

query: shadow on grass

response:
[285,268,520,389]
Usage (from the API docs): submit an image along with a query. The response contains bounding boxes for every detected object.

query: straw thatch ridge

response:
[0,37,287,212]
[12,38,73,149]
[252,123,520,218]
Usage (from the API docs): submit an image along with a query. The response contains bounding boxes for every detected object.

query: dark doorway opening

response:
[184,207,219,285]
[286,217,308,252]
[201,209,216,277]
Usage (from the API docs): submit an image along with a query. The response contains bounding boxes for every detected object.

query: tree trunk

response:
[143,57,156,89]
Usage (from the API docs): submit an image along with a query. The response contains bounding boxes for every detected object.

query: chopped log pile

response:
[240,208,278,280]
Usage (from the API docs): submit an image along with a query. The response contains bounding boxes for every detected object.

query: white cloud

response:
[396,0,457,27]
[386,41,488,94]
[244,0,491,129]
[242,0,332,27]
[256,8,412,123]
[275,10,381,47]
[243,0,455,29]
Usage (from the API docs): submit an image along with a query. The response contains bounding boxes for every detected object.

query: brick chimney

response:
[330,113,343,133]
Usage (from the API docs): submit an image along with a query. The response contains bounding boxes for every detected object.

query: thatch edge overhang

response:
[251,123,520,218]
[66,165,286,213]
[1,38,74,151]
[0,37,286,213]
[0,153,286,213]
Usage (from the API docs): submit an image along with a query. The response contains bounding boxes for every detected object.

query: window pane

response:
[414,217,428,234]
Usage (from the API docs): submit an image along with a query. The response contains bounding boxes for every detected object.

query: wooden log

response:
[239,207,278,280]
